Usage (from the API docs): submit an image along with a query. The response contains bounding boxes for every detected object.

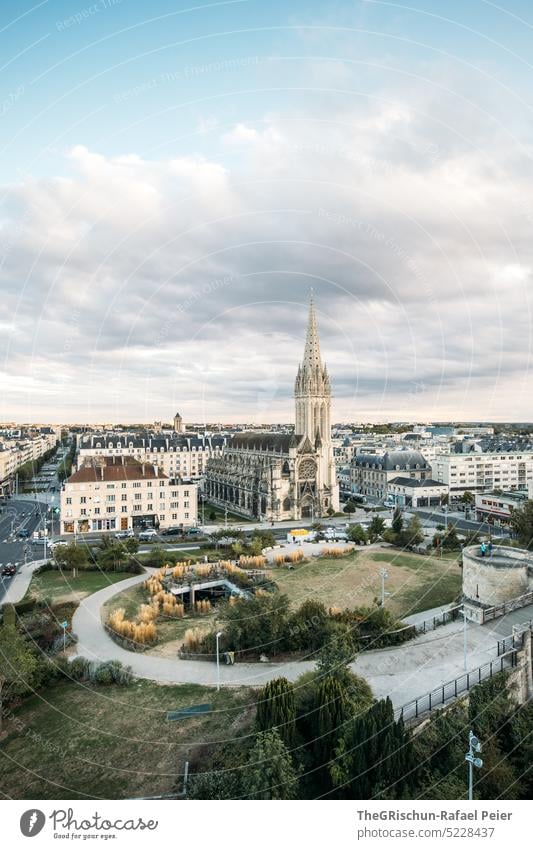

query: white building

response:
[387,477,449,508]
[431,452,533,495]
[60,456,197,534]
[474,490,529,526]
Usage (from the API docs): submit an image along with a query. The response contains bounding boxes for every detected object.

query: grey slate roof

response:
[388,477,445,488]
[355,450,430,470]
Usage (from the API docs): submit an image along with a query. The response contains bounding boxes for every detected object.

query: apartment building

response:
[351,450,432,501]
[431,452,533,495]
[60,456,197,534]
[76,432,227,481]
[0,428,59,495]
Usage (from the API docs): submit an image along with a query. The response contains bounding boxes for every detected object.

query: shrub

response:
[93,663,115,685]
[69,656,91,680]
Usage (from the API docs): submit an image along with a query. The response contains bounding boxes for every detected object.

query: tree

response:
[208,510,217,522]
[289,599,331,651]
[243,729,299,799]
[510,500,533,549]
[343,501,356,514]
[399,514,424,549]
[332,697,414,799]
[392,507,403,535]
[367,515,386,543]
[461,490,475,506]
[213,593,291,657]
[347,523,367,545]
[123,537,139,555]
[256,677,296,746]
[314,675,352,765]
[54,542,88,571]
[0,626,38,730]
[315,627,356,684]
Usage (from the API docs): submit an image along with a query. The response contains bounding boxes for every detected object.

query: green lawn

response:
[202,502,253,524]
[25,570,134,605]
[0,679,255,799]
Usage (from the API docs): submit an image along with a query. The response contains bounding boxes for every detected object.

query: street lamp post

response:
[465,730,483,800]
[379,568,389,607]
[462,605,468,671]
[216,631,223,691]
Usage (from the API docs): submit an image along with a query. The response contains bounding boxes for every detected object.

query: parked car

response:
[138,528,158,541]
[2,564,16,577]
[185,527,200,536]
[114,529,134,539]
[160,526,183,537]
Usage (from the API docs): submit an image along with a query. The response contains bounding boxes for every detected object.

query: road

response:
[413,508,508,537]
[0,446,64,602]
[0,498,51,602]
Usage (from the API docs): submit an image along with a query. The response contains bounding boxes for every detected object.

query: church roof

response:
[229,432,295,453]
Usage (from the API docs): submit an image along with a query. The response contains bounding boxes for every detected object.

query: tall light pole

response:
[462,604,468,671]
[216,631,223,691]
[379,568,389,607]
[465,730,483,800]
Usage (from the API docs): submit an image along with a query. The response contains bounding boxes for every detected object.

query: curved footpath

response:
[71,570,533,706]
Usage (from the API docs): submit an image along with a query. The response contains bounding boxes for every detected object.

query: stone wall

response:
[462,545,533,608]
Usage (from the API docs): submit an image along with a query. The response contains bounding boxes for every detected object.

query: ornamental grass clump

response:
[107,607,158,646]
[239,554,267,569]
[195,599,212,614]
[322,546,353,558]
[184,627,205,651]
[285,550,305,564]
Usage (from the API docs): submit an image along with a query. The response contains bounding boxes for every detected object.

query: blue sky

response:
[1,1,532,422]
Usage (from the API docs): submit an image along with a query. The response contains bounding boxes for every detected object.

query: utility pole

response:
[465,730,483,800]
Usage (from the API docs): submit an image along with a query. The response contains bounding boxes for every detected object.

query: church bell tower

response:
[294,295,339,513]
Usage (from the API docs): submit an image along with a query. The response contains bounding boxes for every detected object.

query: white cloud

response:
[1,93,532,422]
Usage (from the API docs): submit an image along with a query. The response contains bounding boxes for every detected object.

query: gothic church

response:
[204,298,339,520]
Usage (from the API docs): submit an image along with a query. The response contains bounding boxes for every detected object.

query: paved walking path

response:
[71,569,533,706]
[1,559,46,605]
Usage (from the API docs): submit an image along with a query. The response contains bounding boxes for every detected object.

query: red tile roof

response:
[67,456,167,483]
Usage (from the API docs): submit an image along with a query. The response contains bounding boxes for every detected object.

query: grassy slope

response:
[0,679,255,800]
[26,570,134,605]
[273,548,462,618]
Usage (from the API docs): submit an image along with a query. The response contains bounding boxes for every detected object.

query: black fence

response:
[414,605,462,635]
[395,650,518,722]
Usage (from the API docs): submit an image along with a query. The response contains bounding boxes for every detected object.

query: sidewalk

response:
[1,559,46,605]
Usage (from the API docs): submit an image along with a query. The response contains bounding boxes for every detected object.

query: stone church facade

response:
[205,298,339,520]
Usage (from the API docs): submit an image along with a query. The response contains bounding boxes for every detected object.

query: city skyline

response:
[1,0,532,422]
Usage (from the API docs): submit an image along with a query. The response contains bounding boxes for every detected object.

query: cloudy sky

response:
[1,0,532,424]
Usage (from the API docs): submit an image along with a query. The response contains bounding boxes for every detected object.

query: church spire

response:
[303,292,323,370]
